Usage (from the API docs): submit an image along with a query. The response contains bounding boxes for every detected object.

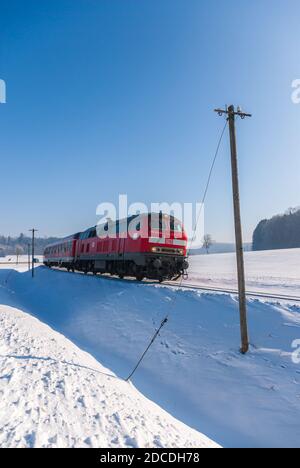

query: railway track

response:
[0,262,30,265]
[52,267,300,303]
[163,281,300,303]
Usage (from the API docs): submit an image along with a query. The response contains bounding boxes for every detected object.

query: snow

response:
[187,248,300,297]
[0,304,218,448]
[0,255,43,273]
[0,249,300,448]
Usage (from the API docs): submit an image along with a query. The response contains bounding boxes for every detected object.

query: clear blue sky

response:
[0,0,299,242]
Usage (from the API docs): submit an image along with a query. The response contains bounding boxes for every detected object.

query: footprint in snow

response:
[24,432,36,448]
[84,437,93,446]
[48,435,58,445]
[0,372,13,382]
[124,435,138,448]
[76,395,86,408]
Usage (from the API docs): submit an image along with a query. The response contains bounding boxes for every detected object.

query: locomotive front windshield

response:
[149,214,182,233]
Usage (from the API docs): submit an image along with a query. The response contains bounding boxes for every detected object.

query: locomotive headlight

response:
[151,247,158,252]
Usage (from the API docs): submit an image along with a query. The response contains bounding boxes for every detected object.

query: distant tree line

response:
[253,207,300,251]
[0,233,60,257]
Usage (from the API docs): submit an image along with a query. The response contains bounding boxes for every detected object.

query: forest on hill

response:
[0,233,60,256]
[253,208,300,251]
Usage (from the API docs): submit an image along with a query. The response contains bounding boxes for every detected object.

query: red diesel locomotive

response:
[44,213,189,282]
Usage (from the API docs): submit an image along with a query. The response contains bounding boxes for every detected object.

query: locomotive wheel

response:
[136,274,144,282]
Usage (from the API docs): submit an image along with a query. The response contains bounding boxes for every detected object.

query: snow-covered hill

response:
[0,304,218,448]
[0,255,300,448]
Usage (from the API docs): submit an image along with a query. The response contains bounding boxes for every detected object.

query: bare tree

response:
[203,234,213,254]
[15,245,24,265]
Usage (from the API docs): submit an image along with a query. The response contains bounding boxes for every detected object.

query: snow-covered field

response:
[0,304,217,448]
[0,255,43,273]
[0,248,300,448]
[188,248,300,297]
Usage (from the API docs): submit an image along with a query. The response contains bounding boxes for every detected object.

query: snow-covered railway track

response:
[44,266,300,304]
[163,281,300,303]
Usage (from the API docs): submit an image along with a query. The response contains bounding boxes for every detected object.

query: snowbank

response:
[0,304,218,448]
[1,265,300,447]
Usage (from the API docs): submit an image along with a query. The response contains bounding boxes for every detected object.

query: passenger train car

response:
[44,213,189,282]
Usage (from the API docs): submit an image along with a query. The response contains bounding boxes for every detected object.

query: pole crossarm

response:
[214,107,252,119]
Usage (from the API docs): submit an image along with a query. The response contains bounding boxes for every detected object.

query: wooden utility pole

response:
[27,243,31,272]
[214,105,251,354]
[29,229,38,278]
